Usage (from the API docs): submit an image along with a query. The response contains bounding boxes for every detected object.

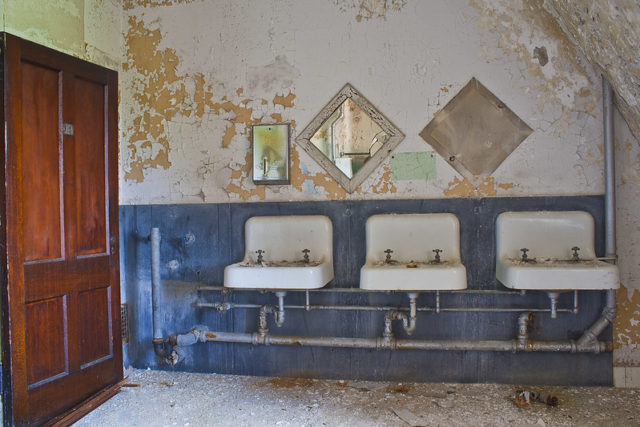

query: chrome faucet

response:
[431,249,442,264]
[384,249,394,264]
[255,249,265,264]
[571,246,580,262]
[302,249,310,264]
[520,248,530,262]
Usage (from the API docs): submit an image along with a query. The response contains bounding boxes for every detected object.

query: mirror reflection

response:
[310,98,390,178]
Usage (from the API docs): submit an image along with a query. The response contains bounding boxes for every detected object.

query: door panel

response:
[20,61,63,262]
[76,287,112,367]
[25,297,68,388]
[2,34,122,425]
[24,257,110,302]
[74,77,107,256]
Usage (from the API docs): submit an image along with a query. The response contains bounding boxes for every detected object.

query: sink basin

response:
[495,211,619,290]
[224,215,334,289]
[359,213,467,291]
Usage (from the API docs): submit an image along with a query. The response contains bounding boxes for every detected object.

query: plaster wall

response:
[614,108,640,367]
[121,0,609,204]
[0,0,122,70]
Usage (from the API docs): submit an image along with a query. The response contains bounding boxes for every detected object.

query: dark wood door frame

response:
[0,33,122,426]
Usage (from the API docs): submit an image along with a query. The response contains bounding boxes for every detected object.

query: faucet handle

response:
[520,248,529,261]
[571,246,580,261]
[255,249,265,263]
[384,249,394,263]
[302,248,310,263]
[432,249,442,263]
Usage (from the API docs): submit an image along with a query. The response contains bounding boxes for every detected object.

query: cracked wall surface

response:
[120,0,618,204]
[614,109,640,367]
[1,0,122,70]
[546,0,640,149]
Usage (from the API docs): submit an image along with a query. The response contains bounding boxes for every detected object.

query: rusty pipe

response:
[384,293,418,336]
[517,312,534,350]
[196,330,609,354]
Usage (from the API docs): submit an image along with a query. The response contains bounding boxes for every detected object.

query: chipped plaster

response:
[120,0,620,205]
[546,0,640,148]
[613,109,640,366]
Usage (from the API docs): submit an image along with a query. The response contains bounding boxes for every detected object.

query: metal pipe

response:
[196,330,607,354]
[603,76,616,258]
[274,291,286,327]
[193,301,575,314]
[547,292,560,319]
[577,290,617,348]
[576,76,618,348]
[517,312,534,350]
[193,284,522,295]
[151,227,163,341]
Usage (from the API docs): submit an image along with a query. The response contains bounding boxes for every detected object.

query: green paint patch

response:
[390,152,436,181]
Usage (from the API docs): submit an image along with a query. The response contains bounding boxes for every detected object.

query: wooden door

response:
[1,34,122,425]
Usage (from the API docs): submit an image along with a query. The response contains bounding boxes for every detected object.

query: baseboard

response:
[613,366,640,388]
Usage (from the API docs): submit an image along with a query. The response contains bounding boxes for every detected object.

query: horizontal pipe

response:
[193,301,575,314]
[183,283,522,295]
[199,330,608,353]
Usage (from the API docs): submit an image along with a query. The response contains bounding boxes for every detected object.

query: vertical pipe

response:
[151,227,162,340]
[578,76,618,348]
[603,76,616,258]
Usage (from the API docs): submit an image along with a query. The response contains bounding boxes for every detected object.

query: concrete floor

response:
[75,369,640,426]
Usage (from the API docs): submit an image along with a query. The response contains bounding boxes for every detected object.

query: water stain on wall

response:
[471,0,595,120]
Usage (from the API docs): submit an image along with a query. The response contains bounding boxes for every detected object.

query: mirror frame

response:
[296,83,405,193]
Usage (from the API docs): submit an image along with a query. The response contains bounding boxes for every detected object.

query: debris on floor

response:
[74,369,640,426]
[516,390,560,408]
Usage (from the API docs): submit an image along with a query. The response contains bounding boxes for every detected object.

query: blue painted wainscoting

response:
[119,196,613,385]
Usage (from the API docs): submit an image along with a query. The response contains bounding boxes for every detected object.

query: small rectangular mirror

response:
[252,123,290,184]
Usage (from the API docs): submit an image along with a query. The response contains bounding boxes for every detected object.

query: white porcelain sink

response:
[224,215,334,289]
[360,213,467,291]
[495,211,619,291]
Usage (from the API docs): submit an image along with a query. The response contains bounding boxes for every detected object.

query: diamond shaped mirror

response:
[296,84,405,193]
[419,78,533,181]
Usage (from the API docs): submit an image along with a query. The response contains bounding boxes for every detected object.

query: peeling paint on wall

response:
[371,165,397,194]
[123,0,199,11]
[121,15,297,188]
[120,0,626,206]
[444,176,514,198]
[290,147,348,199]
[470,0,594,115]
[613,110,640,367]
[615,285,640,366]
[546,0,640,148]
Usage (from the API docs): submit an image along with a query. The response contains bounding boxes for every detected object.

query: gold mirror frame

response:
[296,84,405,193]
